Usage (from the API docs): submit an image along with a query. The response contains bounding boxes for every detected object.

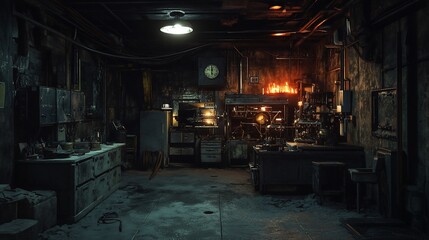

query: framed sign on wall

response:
[371,88,397,141]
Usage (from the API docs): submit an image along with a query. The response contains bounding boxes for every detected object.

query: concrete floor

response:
[39,167,380,240]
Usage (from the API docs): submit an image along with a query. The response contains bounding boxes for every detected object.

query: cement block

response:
[0,219,38,240]
[0,201,17,224]
[0,196,26,224]
[0,187,25,224]
[18,190,57,233]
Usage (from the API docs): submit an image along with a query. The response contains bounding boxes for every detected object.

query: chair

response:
[348,156,380,213]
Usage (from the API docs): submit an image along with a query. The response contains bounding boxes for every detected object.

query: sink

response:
[349,168,378,183]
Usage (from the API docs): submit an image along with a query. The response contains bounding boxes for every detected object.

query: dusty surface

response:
[39,167,369,240]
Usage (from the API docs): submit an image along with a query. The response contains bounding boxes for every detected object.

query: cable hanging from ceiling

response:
[13,10,214,61]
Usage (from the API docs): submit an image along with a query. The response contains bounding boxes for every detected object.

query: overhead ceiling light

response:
[271,32,294,37]
[271,32,287,37]
[269,5,282,10]
[160,10,193,35]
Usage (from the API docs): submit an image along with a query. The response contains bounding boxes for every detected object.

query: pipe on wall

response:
[239,60,243,94]
[233,46,248,94]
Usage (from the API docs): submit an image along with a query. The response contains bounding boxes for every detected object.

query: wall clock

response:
[198,57,226,87]
[204,64,219,79]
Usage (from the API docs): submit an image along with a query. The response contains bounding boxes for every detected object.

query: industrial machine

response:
[225,94,296,142]
[177,102,217,128]
[293,92,338,145]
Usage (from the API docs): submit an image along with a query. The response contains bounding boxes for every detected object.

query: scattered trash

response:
[97,212,122,232]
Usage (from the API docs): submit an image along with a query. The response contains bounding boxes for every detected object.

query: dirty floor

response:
[39,167,380,240]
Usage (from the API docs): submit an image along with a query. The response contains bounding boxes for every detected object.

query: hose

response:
[97,212,122,232]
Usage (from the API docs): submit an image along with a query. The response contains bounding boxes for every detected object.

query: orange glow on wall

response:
[265,82,297,94]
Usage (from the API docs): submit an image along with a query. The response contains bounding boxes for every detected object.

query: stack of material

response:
[0,185,25,224]
[0,186,57,239]
[17,190,57,233]
[0,219,38,240]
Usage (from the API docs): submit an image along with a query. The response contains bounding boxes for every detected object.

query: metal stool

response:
[312,161,346,204]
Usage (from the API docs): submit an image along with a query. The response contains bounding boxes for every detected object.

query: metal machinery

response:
[294,91,338,145]
[172,102,221,164]
[225,94,297,142]
[176,102,217,128]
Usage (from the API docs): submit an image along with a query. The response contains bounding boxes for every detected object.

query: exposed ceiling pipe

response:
[100,3,133,33]
[296,0,344,36]
[298,12,324,32]
[25,0,121,47]
[294,0,357,47]
[54,0,117,43]
[298,0,338,32]
[295,13,336,46]
[370,0,420,28]
[13,11,214,63]
[305,0,321,13]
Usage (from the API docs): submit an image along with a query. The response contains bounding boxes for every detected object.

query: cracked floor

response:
[39,167,374,240]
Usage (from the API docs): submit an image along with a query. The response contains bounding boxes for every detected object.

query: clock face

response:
[204,64,219,79]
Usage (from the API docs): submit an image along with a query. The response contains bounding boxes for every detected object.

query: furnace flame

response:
[265,82,297,94]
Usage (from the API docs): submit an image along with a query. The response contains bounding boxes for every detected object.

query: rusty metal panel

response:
[71,91,85,121]
[93,174,109,201]
[75,180,94,214]
[75,158,93,186]
[56,89,71,123]
[93,153,110,176]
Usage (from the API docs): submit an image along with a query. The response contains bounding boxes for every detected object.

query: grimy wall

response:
[0,0,14,184]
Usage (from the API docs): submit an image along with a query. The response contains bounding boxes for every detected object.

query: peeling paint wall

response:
[320,0,429,227]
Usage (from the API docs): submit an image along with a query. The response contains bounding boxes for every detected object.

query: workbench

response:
[250,143,365,194]
[16,143,124,223]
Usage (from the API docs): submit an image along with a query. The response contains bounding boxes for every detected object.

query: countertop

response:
[254,142,364,154]
[287,142,364,151]
[18,143,125,163]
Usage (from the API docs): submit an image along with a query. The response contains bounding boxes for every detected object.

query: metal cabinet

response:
[37,87,57,125]
[76,180,95,214]
[93,152,110,176]
[108,147,121,168]
[71,91,85,121]
[169,130,196,164]
[250,144,365,194]
[94,174,109,201]
[140,111,171,166]
[16,144,124,223]
[16,86,57,126]
[75,158,93,185]
[170,131,195,143]
[226,140,250,166]
[200,139,222,163]
[57,89,71,123]
[16,87,85,126]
